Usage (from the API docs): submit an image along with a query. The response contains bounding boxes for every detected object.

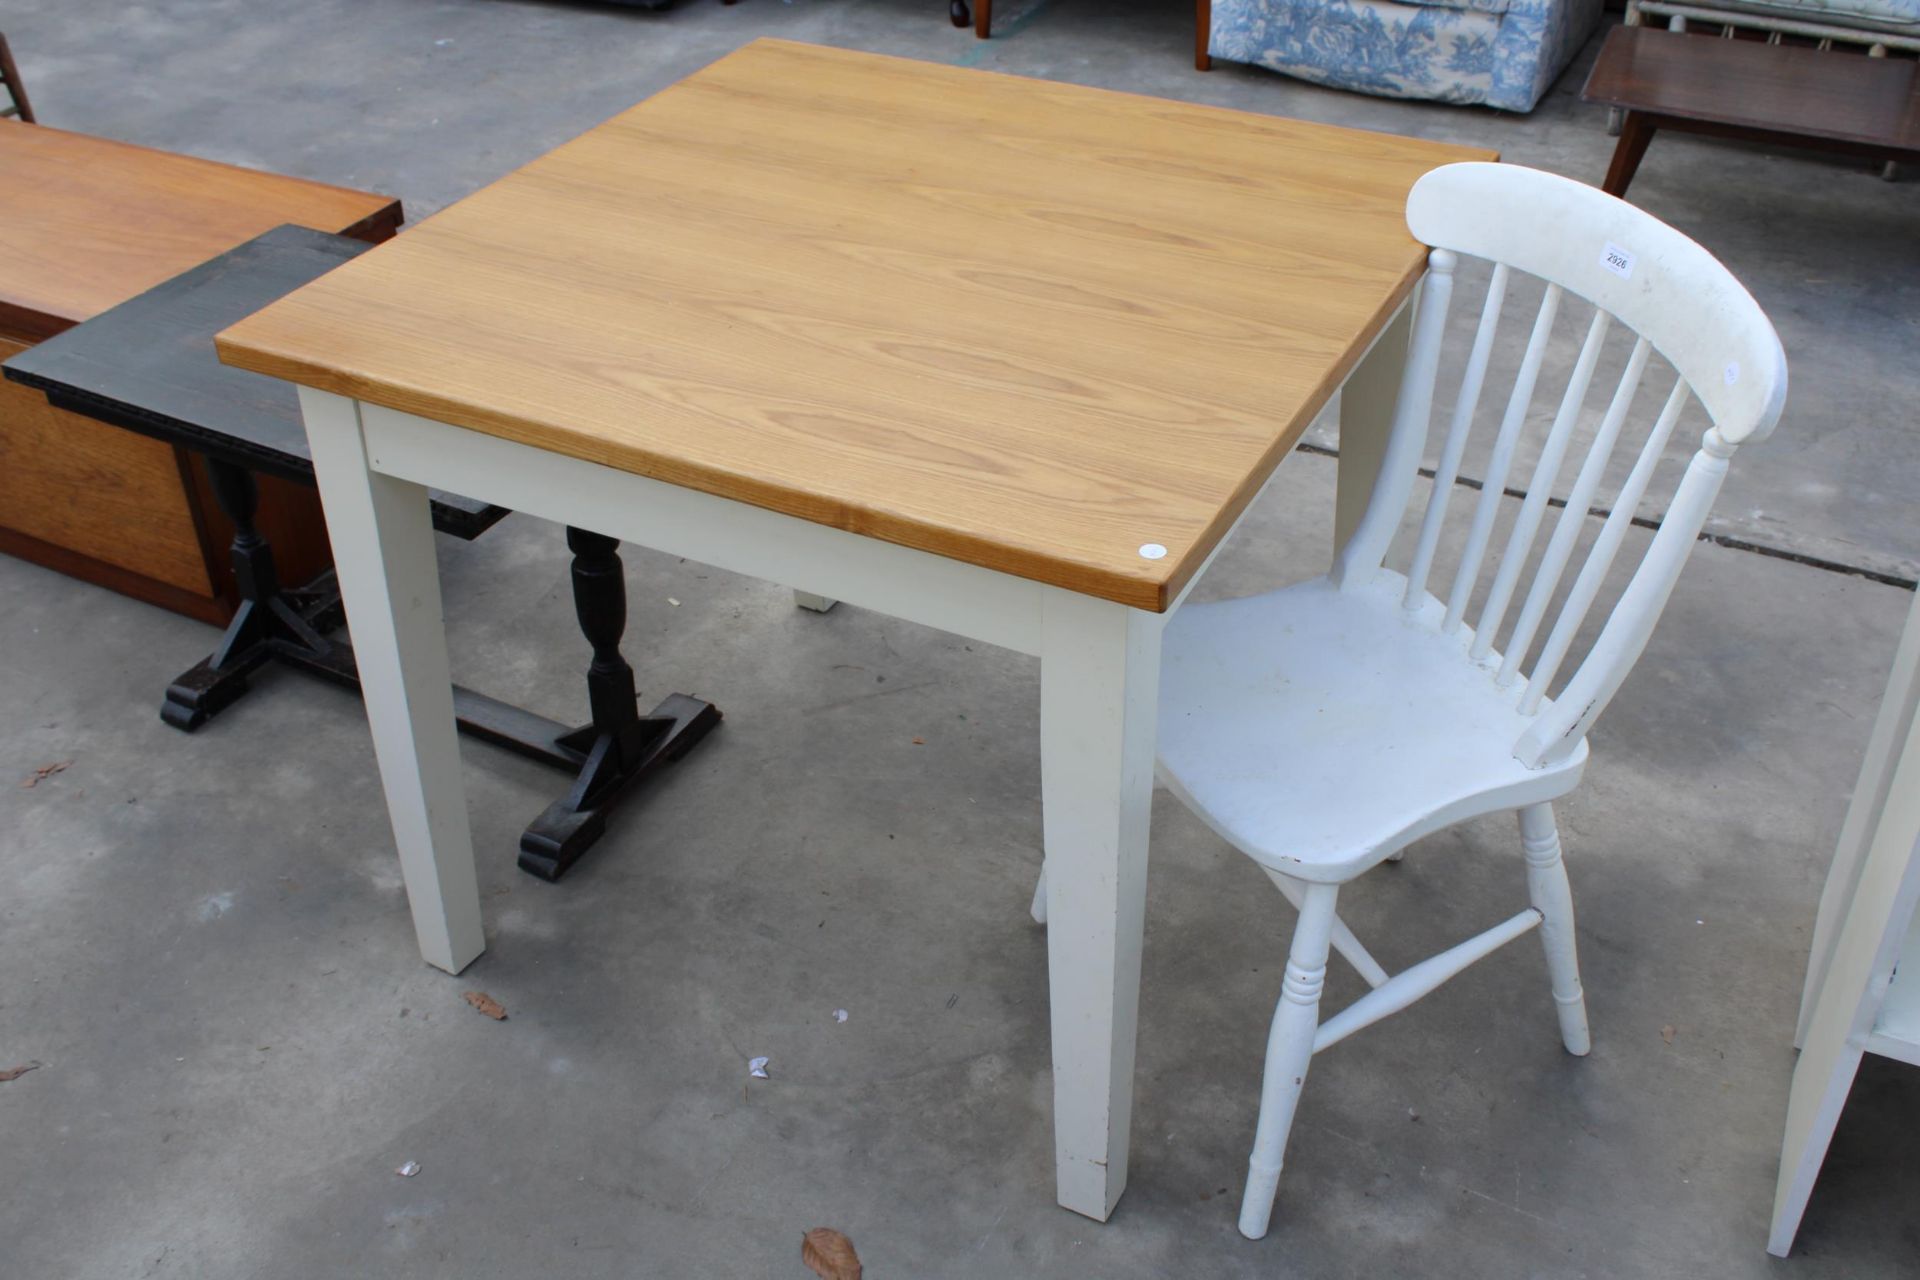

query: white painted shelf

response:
[1866,912,1920,1067]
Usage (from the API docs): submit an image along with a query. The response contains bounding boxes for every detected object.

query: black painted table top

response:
[1,224,505,540]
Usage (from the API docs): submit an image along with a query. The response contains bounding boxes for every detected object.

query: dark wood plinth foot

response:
[517,693,722,881]
[163,582,346,732]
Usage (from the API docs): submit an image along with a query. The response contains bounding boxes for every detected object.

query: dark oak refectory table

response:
[2,226,719,881]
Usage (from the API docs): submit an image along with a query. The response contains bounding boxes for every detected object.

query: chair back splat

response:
[1331,162,1786,769]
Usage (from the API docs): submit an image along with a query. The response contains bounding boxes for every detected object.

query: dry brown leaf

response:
[800,1227,862,1280]
[21,761,70,788]
[463,991,508,1020]
[1660,1024,1677,1045]
[910,737,925,746]
[0,1061,43,1082]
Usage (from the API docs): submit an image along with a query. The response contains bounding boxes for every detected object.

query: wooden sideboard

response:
[0,118,400,623]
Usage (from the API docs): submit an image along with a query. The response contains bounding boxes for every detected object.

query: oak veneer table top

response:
[218,38,1490,612]
[1583,26,1920,152]
[2,225,504,539]
[0,118,401,341]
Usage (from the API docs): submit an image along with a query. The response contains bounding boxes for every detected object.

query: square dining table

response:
[217,38,1491,1221]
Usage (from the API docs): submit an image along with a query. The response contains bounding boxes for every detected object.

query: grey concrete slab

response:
[2,1,1918,1275]
[4,446,1917,1277]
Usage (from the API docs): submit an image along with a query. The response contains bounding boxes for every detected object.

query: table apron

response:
[1632,110,1920,163]
[353,399,1051,657]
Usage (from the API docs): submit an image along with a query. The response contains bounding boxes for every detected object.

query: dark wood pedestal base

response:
[165,462,721,880]
[515,527,723,881]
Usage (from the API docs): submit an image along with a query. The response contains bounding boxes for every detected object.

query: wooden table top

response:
[0,119,400,341]
[218,39,1489,611]
[2,225,503,540]
[1583,26,1920,152]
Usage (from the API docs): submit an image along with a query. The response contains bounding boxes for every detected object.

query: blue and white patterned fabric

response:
[1210,0,1604,112]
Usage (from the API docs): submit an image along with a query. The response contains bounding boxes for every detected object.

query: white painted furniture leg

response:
[1772,585,1920,1256]
[1771,759,1920,1255]
[1262,867,1390,988]
[1797,586,1920,1047]
[1036,862,1389,992]
[1334,298,1414,557]
[1520,802,1590,1055]
[1770,1032,1865,1258]
[299,389,485,975]
[792,589,838,612]
[1038,588,1161,1221]
[1240,881,1339,1240]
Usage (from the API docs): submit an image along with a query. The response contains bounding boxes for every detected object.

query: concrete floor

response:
[3,1,1918,1276]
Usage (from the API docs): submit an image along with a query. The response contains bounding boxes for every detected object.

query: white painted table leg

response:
[1769,1032,1864,1256]
[1335,298,1414,557]
[792,589,838,613]
[299,389,485,975]
[1038,588,1162,1221]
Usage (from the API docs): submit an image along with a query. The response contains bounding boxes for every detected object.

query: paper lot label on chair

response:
[1599,242,1635,280]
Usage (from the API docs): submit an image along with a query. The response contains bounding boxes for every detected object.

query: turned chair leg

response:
[1520,803,1591,1056]
[1034,858,1387,987]
[1240,881,1338,1239]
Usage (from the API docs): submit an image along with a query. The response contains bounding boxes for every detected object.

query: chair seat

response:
[1157,572,1588,883]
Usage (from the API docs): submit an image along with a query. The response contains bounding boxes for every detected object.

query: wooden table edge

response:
[215,331,1173,611]
[219,250,1423,617]
[0,187,402,339]
[1604,108,1920,160]
[0,119,403,335]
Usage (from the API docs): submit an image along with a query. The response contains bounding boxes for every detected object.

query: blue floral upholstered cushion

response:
[1210,0,1604,112]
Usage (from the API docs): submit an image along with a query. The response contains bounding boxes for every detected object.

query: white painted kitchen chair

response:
[1036,161,1787,1239]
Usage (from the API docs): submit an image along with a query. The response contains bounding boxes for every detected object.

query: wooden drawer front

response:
[0,335,212,595]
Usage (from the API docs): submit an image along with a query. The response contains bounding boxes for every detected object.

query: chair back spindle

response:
[1471,307,1611,663]
[1330,163,1786,770]
[1402,260,1508,609]
[1442,283,1563,636]
[1499,335,1652,689]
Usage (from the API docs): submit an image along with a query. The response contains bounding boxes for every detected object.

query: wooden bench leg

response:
[975,0,992,38]
[0,33,35,123]
[1196,0,1212,70]
[1603,111,1657,198]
